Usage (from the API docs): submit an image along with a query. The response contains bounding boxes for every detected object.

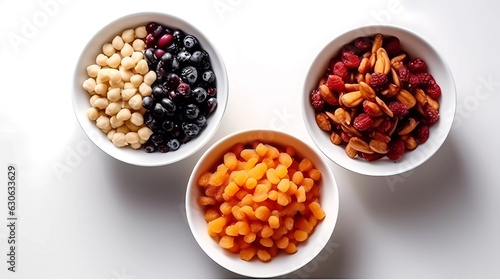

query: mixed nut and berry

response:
[82,22,218,153]
[310,33,441,161]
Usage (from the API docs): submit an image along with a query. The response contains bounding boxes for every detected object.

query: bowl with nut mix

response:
[303,25,456,176]
[73,12,228,166]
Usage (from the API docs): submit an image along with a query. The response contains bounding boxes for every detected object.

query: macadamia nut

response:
[131,52,144,64]
[83,78,96,93]
[107,53,121,68]
[135,59,148,75]
[125,132,139,144]
[139,83,152,96]
[130,112,144,126]
[132,39,146,52]
[121,29,135,43]
[112,36,124,50]
[121,56,135,70]
[120,43,134,57]
[143,71,156,86]
[138,127,153,140]
[107,88,121,102]
[116,108,131,121]
[112,132,127,147]
[96,53,108,66]
[86,64,101,78]
[128,94,143,110]
[87,107,99,121]
[102,43,115,57]
[134,26,147,38]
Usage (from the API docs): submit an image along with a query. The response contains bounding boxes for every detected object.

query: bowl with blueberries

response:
[73,12,228,166]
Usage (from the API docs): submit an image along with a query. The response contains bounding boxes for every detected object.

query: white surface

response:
[185,129,339,278]
[302,25,457,176]
[0,0,499,278]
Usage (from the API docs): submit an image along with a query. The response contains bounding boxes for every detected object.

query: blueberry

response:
[206,97,218,116]
[161,98,176,112]
[191,87,207,103]
[189,50,206,66]
[181,66,198,85]
[166,42,180,54]
[170,125,180,138]
[156,60,166,80]
[167,138,181,151]
[202,70,216,84]
[200,59,211,70]
[144,142,156,153]
[208,87,217,96]
[165,73,181,90]
[177,50,191,64]
[183,35,199,50]
[153,103,166,118]
[144,48,157,65]
[162,120,174,131]
[173,30,184,43]
[195,115,207,127]
[168,90,179,101]
[152,86,165,100]
[146,22,158,33]
[142,96,154,110]
[161,52,173,65]
[157,144,170,153]
[182,122,201,137]
[152,25,164,39]
[150,134,165,146]
[171,57,180,73]
[146,118,158,130]
[185,104,200,120]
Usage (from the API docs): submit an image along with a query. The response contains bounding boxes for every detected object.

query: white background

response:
[1,0,499,278]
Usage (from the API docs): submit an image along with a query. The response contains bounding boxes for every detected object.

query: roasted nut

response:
[341,124,362,137]
[369,139,388,154]
[374,48,386,74]
[358,57,371,74]
[398,118,419,135]
[319,84,339,105]
[363,100,383,116]
[315,113,332,131]
[396,89,417,109]
[391,53,406,71]
[388,118,398,136]
[373,132,391,143]
[330,131,342,145]
[344,83,360,91]
[391,67,401,87]
[355,73,365,83]
[426,95,440,110]
[345,143,357,159]
[414,88,428,106]
[369,53,377,70]
[387,83,400,98]
[327,108,351,125]
[341,91,363,107]
[381,48,391,74]
[365,72,372,86]
[371,34,383,54]
[375,96,394,117]
[401,134,418,150]
[359,82,376,101]
[349,137,373,154]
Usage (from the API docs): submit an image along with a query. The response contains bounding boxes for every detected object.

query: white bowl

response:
[185,129,339,278]
[303,25,457,176]
[73,12,228,166]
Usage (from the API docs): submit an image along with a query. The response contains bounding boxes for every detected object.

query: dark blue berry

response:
[144,142,156,153]
[202,70,215,84]
[156,60,166,80]
[153,103,166,118]
[166,42,180,54]
[167,138,181,151]
[152,86,165,100]
[157,144,169,153]
[206,97,218,116]
[165,73,181,90]
[181,66,198,85]
[162,120,174,131]
[182,122,200,137]
[161,98,176,112]
[191,87,207,103]
[189,50,205,66]
[146,117,158,130]
[144,48,157,66]
[161,52,173,65]
[142,96,154,110]
[185,104,200,120]
[177,50,191,64]
[177,82,191,97]
[173,30,184,43]
[183,35,199,50]
[150,134,165,146]
[195,115,207,127]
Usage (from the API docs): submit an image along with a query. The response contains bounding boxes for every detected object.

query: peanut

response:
[341,91,363,107]
[319,84,339,105]
[315,113,331,131]
[345,142,357,158]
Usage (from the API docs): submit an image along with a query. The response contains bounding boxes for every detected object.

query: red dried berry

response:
[384,37,401,57]
[354,37,372,52]
[333,61,349,81]
[407,57,428,74]
[370,73,388,88]
[360,152,383,162]
[423,105,439,125]
[326,74,345,92]
[340,131,351,143]
[398,65,411,82]
[415,73,435,87]
[353,113,373,131]
[341,44,361,55]
[376,118,392,134]
[386,139,405,161]
[408,74,420,89]
[415,124,430,144]
[310,90,324,111]
[342,52,361,69]
[426,82,441,99]
[388,101,409,118]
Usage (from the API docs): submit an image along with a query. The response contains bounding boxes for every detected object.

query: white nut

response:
[105,102,121,116]
[138,127,153,140]
[116,108,131,121]
[112,132,127,147]
[120,43,134,57]
[86,64,101,78]
[87,107,99,121]
[107,53,121,68]
[143,71,156,86]
[82,78,96,93]
[130,112,144,126]
[107,88,121,102]
[121,29,135,43]
[96,53,108,66]
[125,132,140,144]
[102,43,115,57]
[112,36,124,50]
[134,26,147,38]
[139,82,152,96]
[132,39,146,52]
[134,59,148,75]
[121,56,135,69]
[128,94,143,110]
[131,51,144,64]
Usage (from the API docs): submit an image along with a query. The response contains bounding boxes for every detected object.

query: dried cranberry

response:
[353,113,373,131]
[386,139,405,161]
[407,57,428,74]
[369,73,388,88]
[326,75,345,92]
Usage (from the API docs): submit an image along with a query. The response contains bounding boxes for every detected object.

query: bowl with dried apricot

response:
[186,129,339,278]
[303,25,456,176]
[73,12,228,166]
